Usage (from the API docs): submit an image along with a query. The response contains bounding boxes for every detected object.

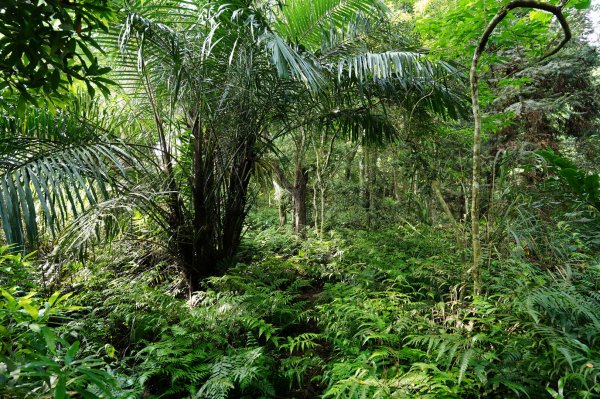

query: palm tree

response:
[113,0,466,290]
[0,0,465,294]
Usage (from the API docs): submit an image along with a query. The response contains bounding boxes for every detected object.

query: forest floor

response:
[3,223,598,398]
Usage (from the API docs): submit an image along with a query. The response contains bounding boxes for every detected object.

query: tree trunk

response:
[320,186,326,235]
[277,194,287,226]
[181,116,258,295]
[359,147,371,226]
[279,203,287,226]
[345,145,359,181]
[311,131,336,237]
[273,180,288,226]
[273,163,308,235]
[222,136,255,258]
[432,180,457,226]
[292,167,308,235]
[313,184,318,231]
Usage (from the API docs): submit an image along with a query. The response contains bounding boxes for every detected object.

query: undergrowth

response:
[3,223,598,398]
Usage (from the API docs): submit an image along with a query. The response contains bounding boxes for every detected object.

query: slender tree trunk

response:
[345,145,359,181]
[273,163,308,235]
[432,180,457,226]
[320,186,326,235]
[274,180,288,226]
[359,146,372,227]
[408,166,418,217]
[189,116,206,294]
[460,180,469,222]
[185,120,258,293]
[143,61,199,294]
[392,167,398,201]
[188,117,221,286]
[313,184,318,231]
[279,202,287,226]
[311,132,336,237]
[433,179,468,300]
[292,167,308,235]
[433,179,467,258]
[469,0,571,295]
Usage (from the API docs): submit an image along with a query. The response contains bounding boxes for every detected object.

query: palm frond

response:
[262,33,326,92]
[334,51,468,119]
[0,108,142,250]
[317,107,397,145]
[278,0,388,49]
[56,187,171,253]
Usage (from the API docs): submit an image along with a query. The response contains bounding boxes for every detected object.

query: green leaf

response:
[571,0,592,10]
[584,174,599,200]
[529,10,552,23]
[1,289,16,306]
[458,348,475,385]
[104,344,117,359]
[48,291,61,307]
[558,169,582,192]
[19,300,39,320]
[55,377,66,399]
[42,327,58,355]
[65,341,80,366]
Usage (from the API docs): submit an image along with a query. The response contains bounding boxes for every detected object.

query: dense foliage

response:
[0,0,598,398]
[0,0,114,109]
[2,223,598,398]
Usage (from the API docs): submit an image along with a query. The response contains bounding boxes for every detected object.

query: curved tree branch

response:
[469,0,571,295]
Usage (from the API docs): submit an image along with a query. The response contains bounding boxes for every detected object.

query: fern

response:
[279,355,323,389]
[196,348,274,399]
[279,332,323,354]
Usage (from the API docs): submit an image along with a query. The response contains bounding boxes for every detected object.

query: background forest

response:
[0,0,599,398]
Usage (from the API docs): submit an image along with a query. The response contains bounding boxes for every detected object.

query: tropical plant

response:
[0,99,143,252]
[0,248,120,398]
[538,150,600,210]
[106,0,466,292]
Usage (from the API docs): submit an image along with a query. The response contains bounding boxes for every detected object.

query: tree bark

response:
[279,202,287,226]
[469,0,571,295]
[359,146,372,227]
[292,167,308,235]
[273,163,308,235]
[345,145,359,181]
[312,184,318,231]
[311,131,336,237]
[273,180,288,226]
